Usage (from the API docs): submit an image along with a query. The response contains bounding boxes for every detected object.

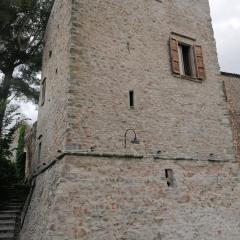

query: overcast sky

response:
[209,0,240,73]
[20,0,240,123]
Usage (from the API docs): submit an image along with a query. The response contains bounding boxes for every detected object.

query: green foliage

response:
[16,124,27,180]
[0,101,21,185]
[0,102,20,161]
[0,0,53,98]
[0,0,54,183]
[0,0,53,136]
[0,0,54,76]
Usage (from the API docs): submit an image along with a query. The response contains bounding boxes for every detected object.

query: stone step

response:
[0,220,15,227]
[0,195,27,198]
[0,186,29,240]
[0,192,28,196]
[0,201,24,205]
[0,210,20,216]
[0,192,28,194]
[0,197,26,200]
[0,212,18,216]
[0,232,14,239]
[0,196,27,199]
[0,205,22,210]
[0,215,17,221]
[0,206,21,210]
[0,226,15,233]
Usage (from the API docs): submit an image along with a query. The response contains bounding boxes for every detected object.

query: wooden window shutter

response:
[194,45,205,80]
[170,38,180,75]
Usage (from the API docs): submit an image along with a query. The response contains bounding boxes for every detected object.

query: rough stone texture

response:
[35,0,71,169]
[35,0,235,162]
[19,160,64,240]
[20,156,240,240]
[66,0,234,161]
[222,73,240,160]
[19,0,240,239]
[25,122,37,179]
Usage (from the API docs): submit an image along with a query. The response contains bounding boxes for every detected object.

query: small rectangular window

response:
[129,90,134,108]
[41,78,46,106]
[49,50,52,58]
[165,169,174,187]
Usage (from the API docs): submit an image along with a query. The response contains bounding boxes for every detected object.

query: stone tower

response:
[20,0,240,239]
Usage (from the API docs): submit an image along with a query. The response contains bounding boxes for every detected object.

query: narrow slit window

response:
[129,90,134,108]
[165,169,174,187]
[41,78,46,106]
[49,50,52,58]
[38,142,42,163]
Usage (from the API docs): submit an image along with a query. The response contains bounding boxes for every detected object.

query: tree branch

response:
[11,77,39,103]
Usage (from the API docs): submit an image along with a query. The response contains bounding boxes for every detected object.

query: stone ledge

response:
[30,151,236,182]
[57,150,144,160]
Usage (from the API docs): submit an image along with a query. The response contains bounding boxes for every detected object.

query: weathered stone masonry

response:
[20,0,240,239]
[222,72,240,160]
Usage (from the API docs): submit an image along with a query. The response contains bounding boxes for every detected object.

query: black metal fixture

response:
[124,129,140,148]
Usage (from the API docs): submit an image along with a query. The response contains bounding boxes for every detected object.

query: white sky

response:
[20,0,240,123]
[209,0,240,73]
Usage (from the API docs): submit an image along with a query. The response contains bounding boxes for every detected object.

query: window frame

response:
[170,33,206,82]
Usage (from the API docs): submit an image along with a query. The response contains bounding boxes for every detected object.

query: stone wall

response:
[19,0,240,239]
[35,0,72,169]
[222,72,240,160]
[20,155,240,240]
[66,0,234,161]
[25,122,37,179]
[19,159,64,240]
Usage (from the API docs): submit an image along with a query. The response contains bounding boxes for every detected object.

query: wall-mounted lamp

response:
[124,129,140,148]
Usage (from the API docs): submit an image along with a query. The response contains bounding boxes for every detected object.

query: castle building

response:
[20,0,240,239]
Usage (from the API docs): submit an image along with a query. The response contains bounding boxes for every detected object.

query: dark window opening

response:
[181,45,191,76]
[129,90,134,108]
[38,142,42,163]
[49,50,52,58]
[41,78,46,106]
[165,169,174,187]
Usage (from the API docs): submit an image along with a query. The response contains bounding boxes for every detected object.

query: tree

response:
[0,0,54,136]
[0,100,21,185]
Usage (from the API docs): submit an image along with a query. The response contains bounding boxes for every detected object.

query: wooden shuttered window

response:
[170,38,180,75]
[194,45,205,80]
